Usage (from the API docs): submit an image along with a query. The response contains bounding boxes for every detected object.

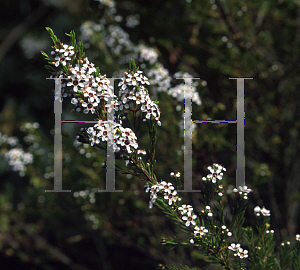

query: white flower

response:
[261,207,271,216]
[89,131,100,146]
[238,249,248,259]
[125,14,140,28]
[159,181,174,193]
[71,98,78,104]
[238,185,253,194]
[228,243,241,252]
[4,148,33,176]
[84,89,100,103]
[126,72,140,86]
[254,206,271,216]
[178,204,193,215]
[82,101,98,114]
[164,190,177,206]
[207,164,224,182]
[182,212,197,227]
[136,75,150,85]
[137,44,158,64]
[194,226,208,236]
[254,206,261,215]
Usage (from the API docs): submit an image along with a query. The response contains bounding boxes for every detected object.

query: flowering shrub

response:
[39,28,300,270]
[0,122,43,177]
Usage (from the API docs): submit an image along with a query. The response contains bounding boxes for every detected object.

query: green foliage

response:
[155,197,189,234]
[2,0,300,269]
[157,264,199,270]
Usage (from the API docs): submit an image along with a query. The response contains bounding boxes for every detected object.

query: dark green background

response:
[1,0,300,269]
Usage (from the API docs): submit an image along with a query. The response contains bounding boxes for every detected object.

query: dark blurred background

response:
[1,0,300,269]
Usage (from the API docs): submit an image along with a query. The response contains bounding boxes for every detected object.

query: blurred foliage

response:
[1,0,300,269]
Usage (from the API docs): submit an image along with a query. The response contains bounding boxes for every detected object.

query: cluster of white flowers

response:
[168,82,202,106]
[233,185,253,199]
[49,41,163,155]
[147,63,172,93]
[104,25,134,55]
[202,164,226,183]
[178,204,198,227]
[136,44,158,65]
[96,0,116,14]
[0,122,41,177]
[118,70,161,125]
[145,181,180,209]
[0,133,19,147]
[77,4,207,117]
[228,243,248,259]
[125,14,140,28]
[190,224,231,245]
[80,21,103,43]
[4,148,33,177]
[86,120,139,154]
[51,44,75,67]
[171,71,202,106]
[254,206,271,216]
[66,59,116,115]
[178,118,197,137]
[73,188,97,204]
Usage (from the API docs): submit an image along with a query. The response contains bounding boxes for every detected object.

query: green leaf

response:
[155,198,189,234]
[40,50,51,60]
[45,27,59,45]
